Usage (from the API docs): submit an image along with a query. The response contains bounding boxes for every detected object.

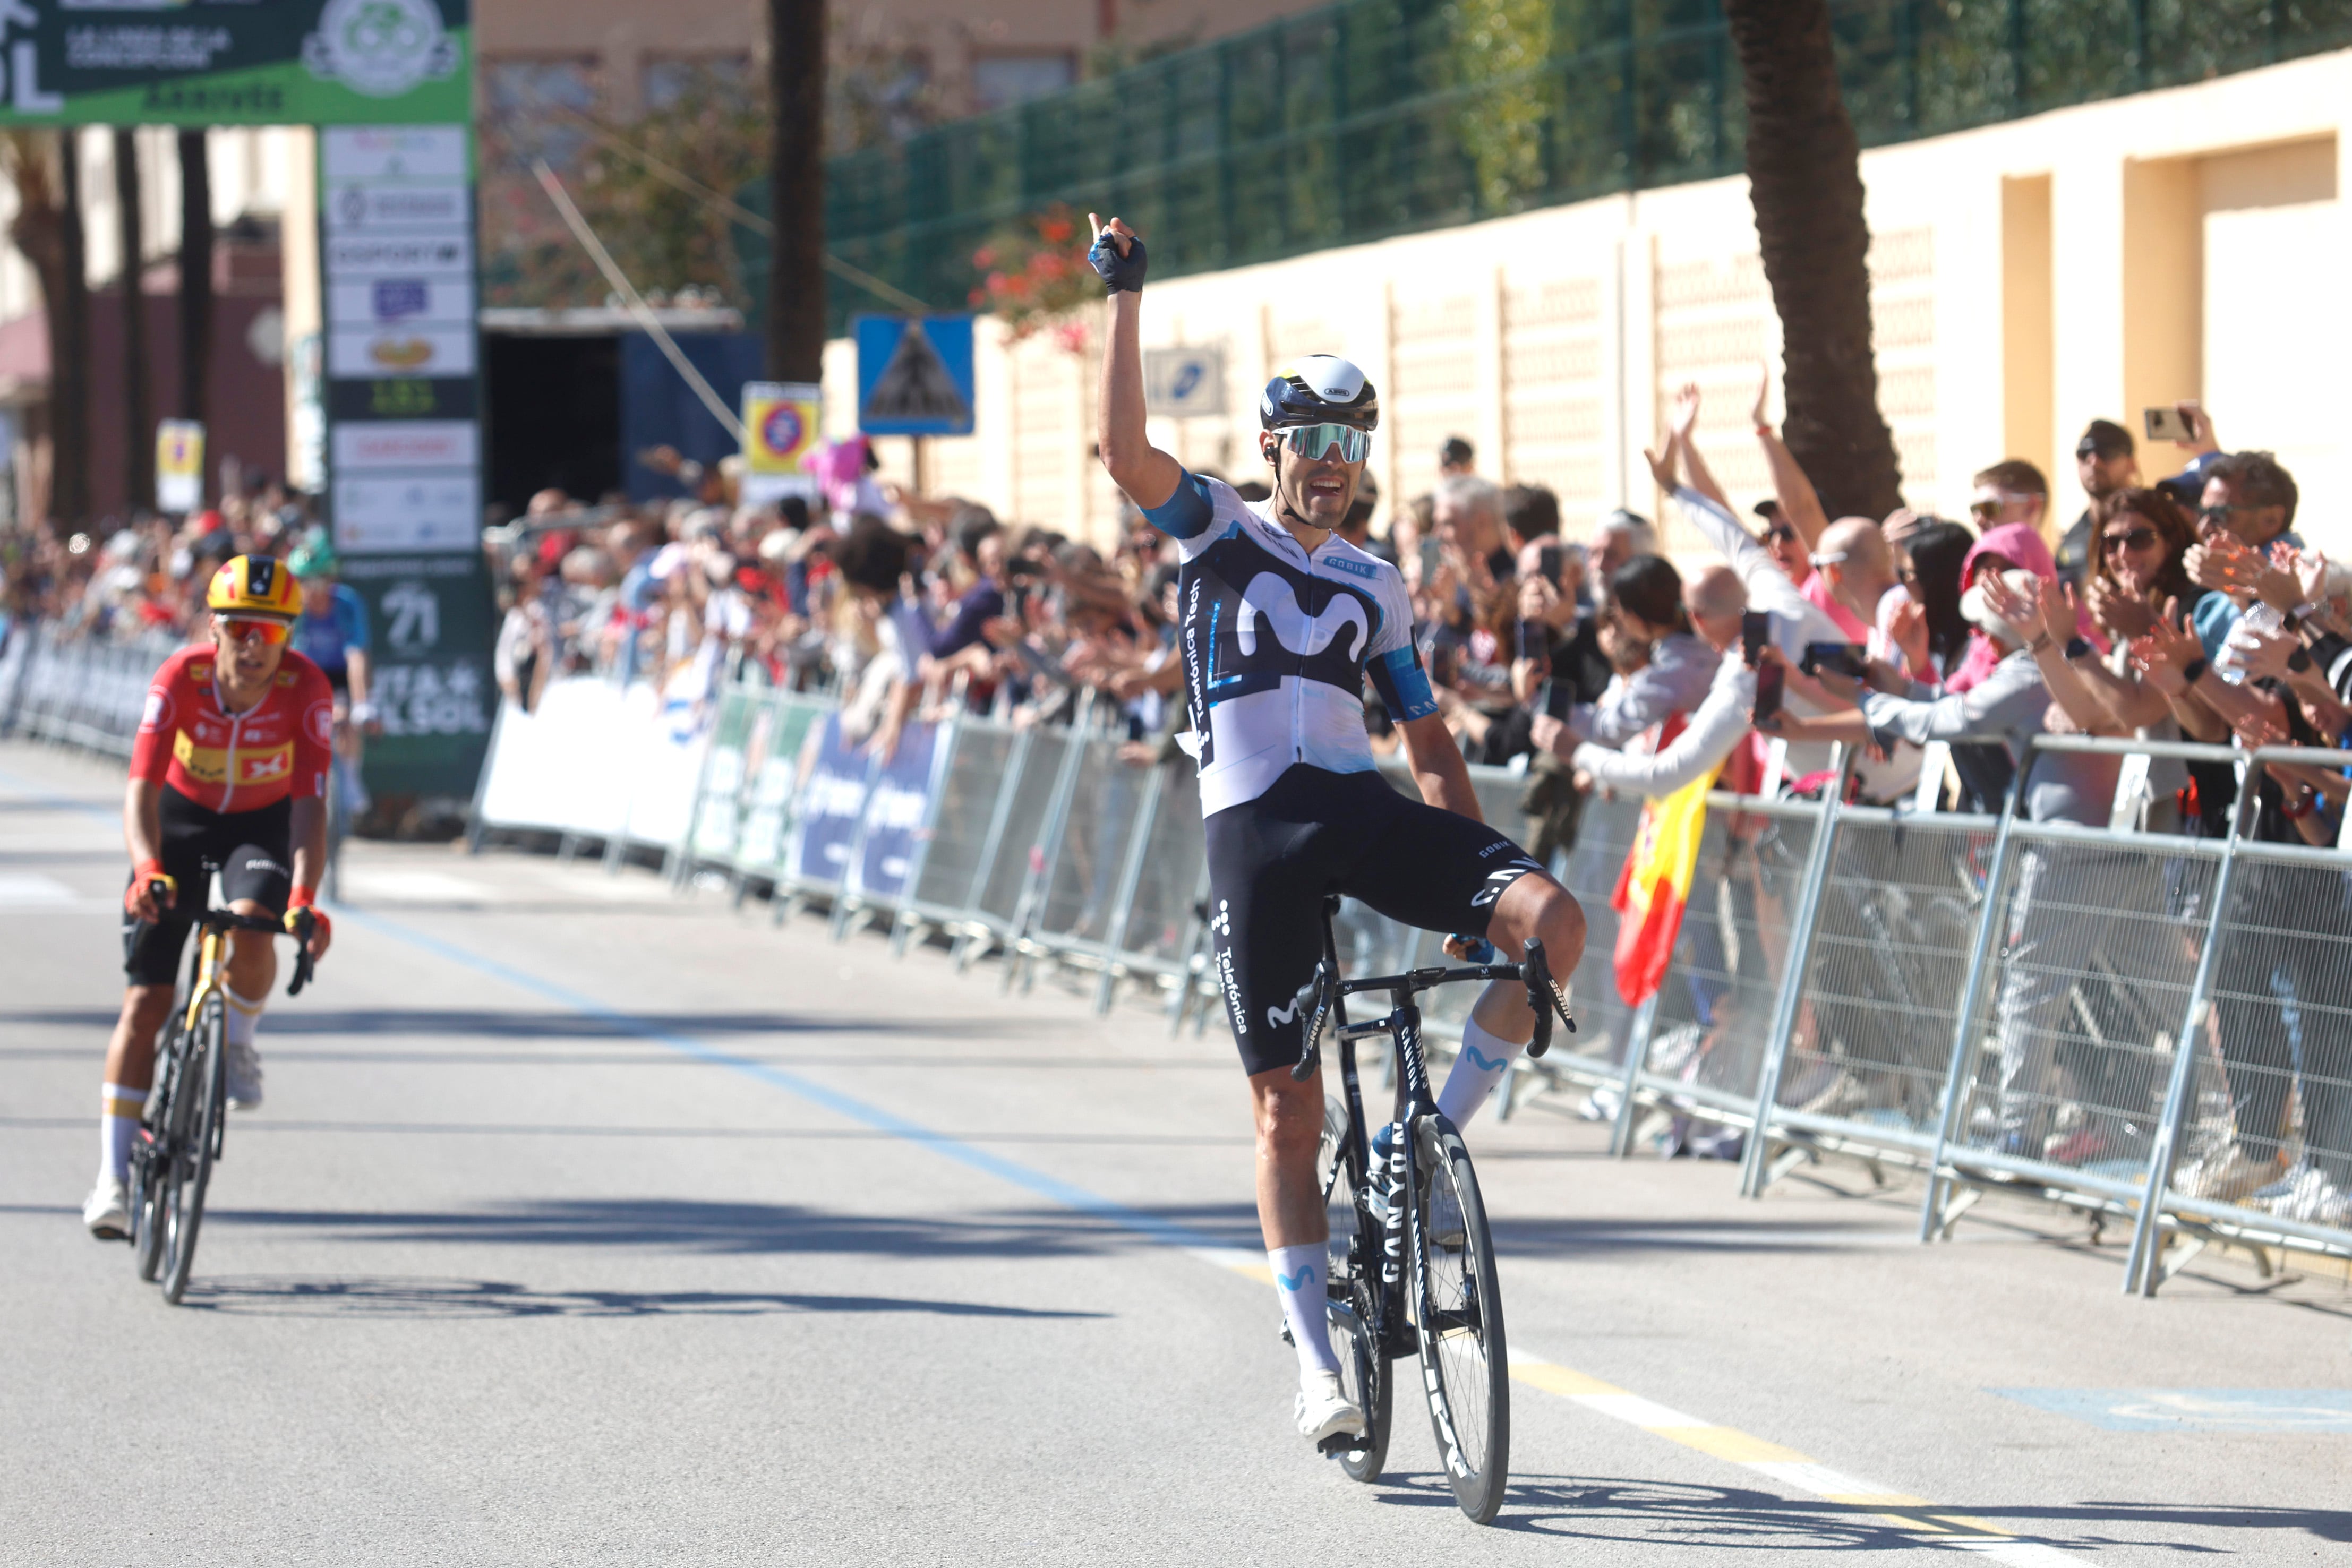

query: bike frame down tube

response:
[185,925,228,1032]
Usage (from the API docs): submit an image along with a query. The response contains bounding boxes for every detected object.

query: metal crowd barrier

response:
[459,679,2352,1291]
[0,622,184,757]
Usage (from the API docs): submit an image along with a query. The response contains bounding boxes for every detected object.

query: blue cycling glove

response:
[1088,230,1149,294]
[1450,933,1500,964]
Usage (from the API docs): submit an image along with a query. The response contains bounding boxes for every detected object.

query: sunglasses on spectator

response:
[1763,525,1799,544]
[2199,503,2259,522]
[1278,423,1371,464]
[216,616,290,647]
[1808,549,1849,568]
[2100,526,2159,554]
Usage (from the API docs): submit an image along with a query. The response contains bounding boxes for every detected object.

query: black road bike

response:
[127,882,315,1305]
[1294,895,1573,1525]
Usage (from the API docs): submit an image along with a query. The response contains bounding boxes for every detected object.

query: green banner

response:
[0,0,471,127]
[339,551,496,800]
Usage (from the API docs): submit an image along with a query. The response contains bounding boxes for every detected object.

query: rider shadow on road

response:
[213,1195,1264,1259]
[178,1275,1107,1322]
[1370,1471,2351,1552]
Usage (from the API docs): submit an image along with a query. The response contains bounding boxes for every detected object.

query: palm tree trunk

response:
[115,129,154,517]
[176,129,212,435]
[765,0,827,381]
[1721,0,1903,521]
[53,130,91,528]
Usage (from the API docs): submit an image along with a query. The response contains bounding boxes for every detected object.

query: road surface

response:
[2,739,2345,1564]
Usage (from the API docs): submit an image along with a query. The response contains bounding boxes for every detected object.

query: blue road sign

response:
[854,314,977,436]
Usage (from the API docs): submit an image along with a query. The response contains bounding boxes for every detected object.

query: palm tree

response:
[7,130,95,527]
[177,129,212,441]
[115,129,154,515]
[1721,0,1904,521]
[766,0,826,381]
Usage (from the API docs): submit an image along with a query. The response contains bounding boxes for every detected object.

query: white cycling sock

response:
[1436,1016,1522,1130]
[100,1083,146,1181]
[1268,1243,1340,1377]
[224,987,265,1050]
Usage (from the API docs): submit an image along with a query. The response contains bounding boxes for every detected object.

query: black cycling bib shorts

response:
[122,786,294,987]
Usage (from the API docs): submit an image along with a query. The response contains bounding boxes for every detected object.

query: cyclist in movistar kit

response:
[1088,215,1587,1447]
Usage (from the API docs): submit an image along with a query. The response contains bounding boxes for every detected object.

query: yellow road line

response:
[1201,1247,2079,1561]
[1507,1349,2081,1565]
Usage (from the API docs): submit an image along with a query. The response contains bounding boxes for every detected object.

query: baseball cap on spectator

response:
[2154,449,2229,511]
[1752,498,1781,520]
[1439,435,1475,470]
[2076,419,2134,460]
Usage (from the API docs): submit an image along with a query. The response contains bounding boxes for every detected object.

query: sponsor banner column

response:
[320,123,493,799]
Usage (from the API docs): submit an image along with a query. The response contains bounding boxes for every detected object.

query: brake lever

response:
[286,910,318,997]
[1519,938,1576,1058]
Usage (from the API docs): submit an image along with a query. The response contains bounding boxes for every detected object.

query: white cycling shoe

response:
[83,1176,130,1240]
[225,1040,263,1111]
[1295,1369,1367,1444]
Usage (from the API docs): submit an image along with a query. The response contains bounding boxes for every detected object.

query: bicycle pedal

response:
[1318,1430,1370,1456]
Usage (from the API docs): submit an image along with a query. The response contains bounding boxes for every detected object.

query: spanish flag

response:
[1610,761,1722,1006]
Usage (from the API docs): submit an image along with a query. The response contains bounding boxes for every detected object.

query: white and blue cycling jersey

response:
[1142,469,1438,817]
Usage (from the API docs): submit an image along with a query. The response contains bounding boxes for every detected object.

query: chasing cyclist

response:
[82,556,336,1239]
[286,534,378,817]
[1088,215,1587,1447]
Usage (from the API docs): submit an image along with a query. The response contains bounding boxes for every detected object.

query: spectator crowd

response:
[2,385,2346,1231]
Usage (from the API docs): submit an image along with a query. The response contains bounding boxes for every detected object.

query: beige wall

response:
[848,46,2352,560]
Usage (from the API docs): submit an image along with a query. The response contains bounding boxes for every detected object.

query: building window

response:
[970,53,1075,113]
[644,55,752,113]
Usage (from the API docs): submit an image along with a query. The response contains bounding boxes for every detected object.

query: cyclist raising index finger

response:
[1088,215,1586,1450]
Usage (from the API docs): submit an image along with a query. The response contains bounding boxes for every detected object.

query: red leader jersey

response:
[130,644,336,813]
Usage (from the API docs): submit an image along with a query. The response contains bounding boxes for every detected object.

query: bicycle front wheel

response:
[130,1016,184,1283]
[1410,1116,1510,1524]
[159,994,225,1306]
[1321,1096,1391,1483]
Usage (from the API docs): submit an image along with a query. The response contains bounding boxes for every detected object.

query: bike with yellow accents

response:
[126,871,318,1305]
[1299,894,1572,1524]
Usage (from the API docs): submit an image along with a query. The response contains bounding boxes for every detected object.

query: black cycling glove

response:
[1088,230,1149,294]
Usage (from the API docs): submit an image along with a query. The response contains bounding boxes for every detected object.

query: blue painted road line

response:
[1989,1389,2352,1433]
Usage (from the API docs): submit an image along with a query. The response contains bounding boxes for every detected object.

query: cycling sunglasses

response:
[217,616,291,647]
[2100,526,2160,554]
[1278,423,1371,464]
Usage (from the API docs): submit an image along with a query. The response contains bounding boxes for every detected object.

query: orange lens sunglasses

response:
[217,616,291,646]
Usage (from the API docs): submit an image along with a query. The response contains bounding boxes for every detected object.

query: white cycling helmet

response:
[1260,355,1379,433]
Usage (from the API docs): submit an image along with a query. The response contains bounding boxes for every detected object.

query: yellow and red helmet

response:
[206,554,302,622]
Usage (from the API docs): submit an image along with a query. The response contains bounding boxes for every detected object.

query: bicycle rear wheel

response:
[1321,1096,1391,1483]
[1410,1116,1510,1524]
[159,994,225,1306]
[130,1016,184,1283]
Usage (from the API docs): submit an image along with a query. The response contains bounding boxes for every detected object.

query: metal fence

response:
[818,0,2352,327]
[8,622,2345,1293]
[626,684,2352,1289]
[0,622,184,757]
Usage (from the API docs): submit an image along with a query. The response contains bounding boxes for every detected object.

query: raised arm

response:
[1091,216,1184,512]
[1666,384,1732,515]
[1754,368,1829,551]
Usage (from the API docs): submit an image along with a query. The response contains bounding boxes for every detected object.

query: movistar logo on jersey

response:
[1237,573,1367,660]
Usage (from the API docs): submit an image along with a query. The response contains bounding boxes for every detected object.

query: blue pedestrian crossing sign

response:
[855,314,977,436]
